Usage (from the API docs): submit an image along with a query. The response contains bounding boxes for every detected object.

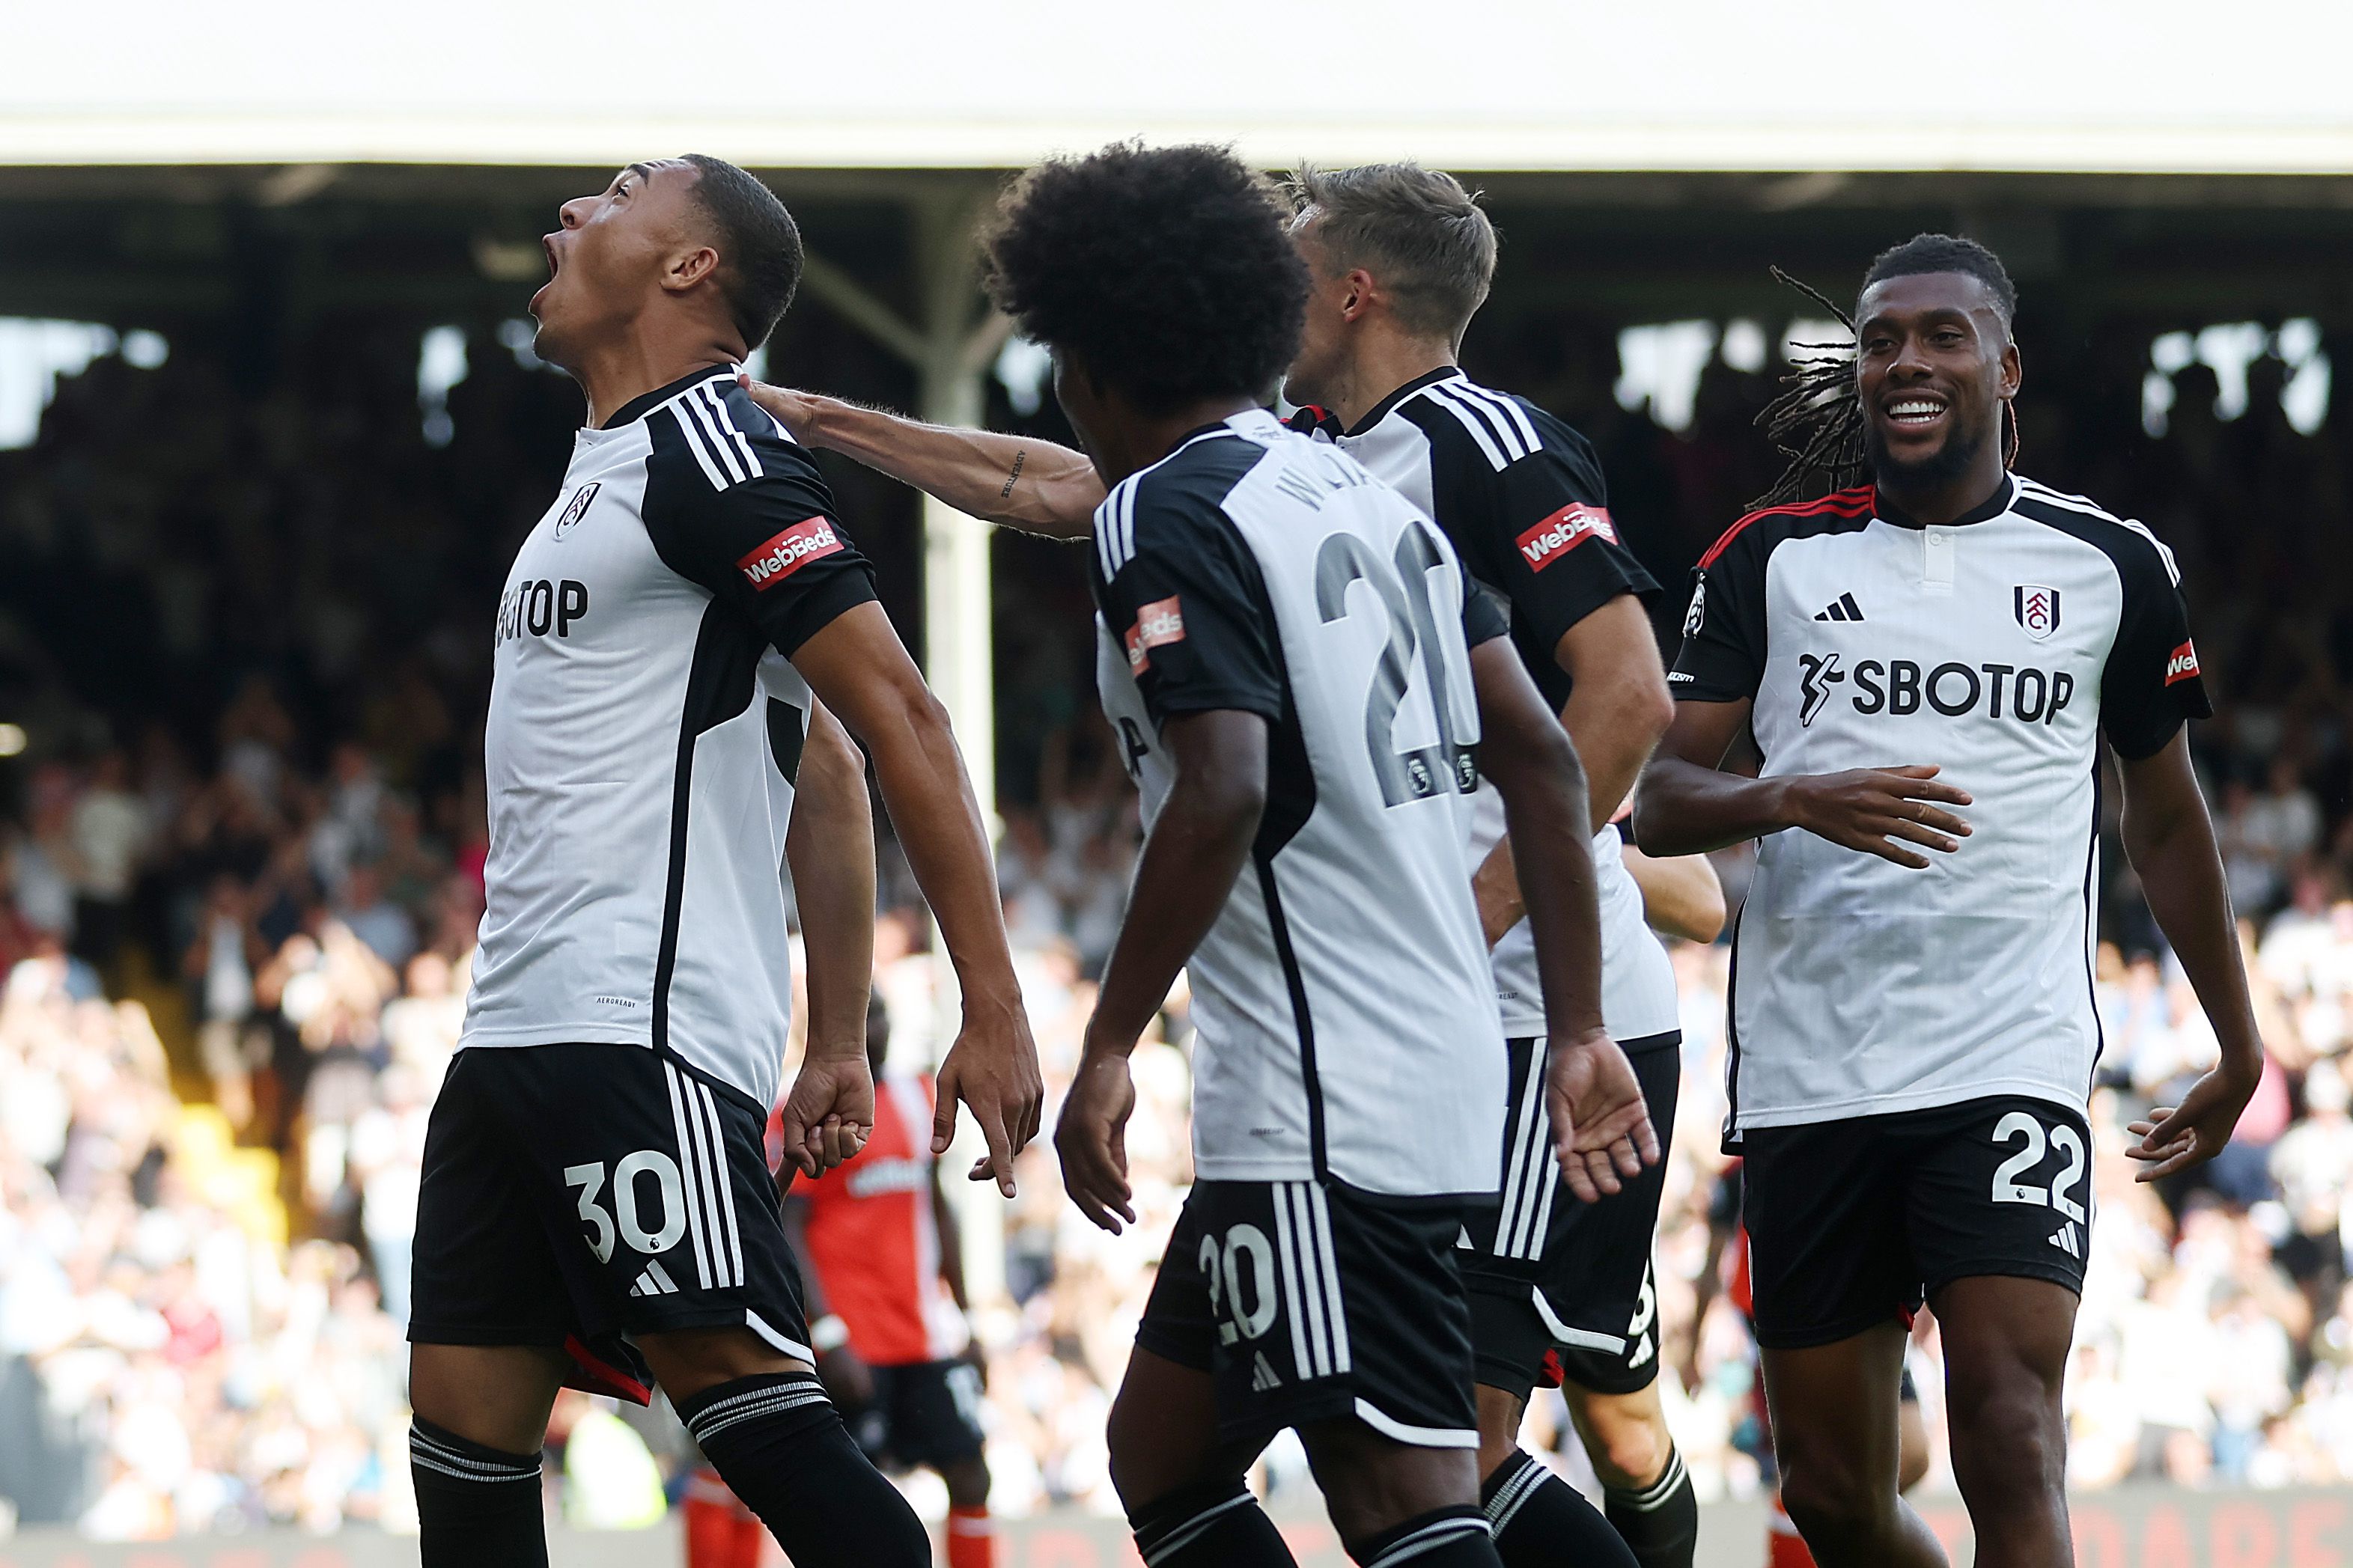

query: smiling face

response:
[1854,269,2021,493]
[530,159,705,372]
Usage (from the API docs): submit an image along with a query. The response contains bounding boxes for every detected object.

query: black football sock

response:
[678,1372,931,1568]
[409,1416,547,1568]
[1347,1504,1503,1567]
[1130,1476,1297,1567]
[1601,1445,1699,1568]
[1482,1449,1640,1568]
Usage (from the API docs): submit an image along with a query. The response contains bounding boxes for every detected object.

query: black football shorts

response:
[846,1358,988,1470]
[1137,1179,1479,1449]
[409,1043,812,1398]
[1741,1093,2093,1350]
[1459,1032,1681,1400]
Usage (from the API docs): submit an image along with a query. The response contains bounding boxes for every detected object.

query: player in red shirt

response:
[788,995,995,1568]
[686,993,993,1568]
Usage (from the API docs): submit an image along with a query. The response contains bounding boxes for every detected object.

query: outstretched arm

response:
[2117,731,2262,1179]
[741,379,1105,539]
[777,703,877,1176]
[1634,698,1974,867]
[790,604,1043,1196]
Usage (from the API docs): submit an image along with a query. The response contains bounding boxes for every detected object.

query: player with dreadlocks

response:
[1635,234,2260,1568]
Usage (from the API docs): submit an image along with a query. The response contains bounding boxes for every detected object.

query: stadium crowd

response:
[4,311,2353,1537]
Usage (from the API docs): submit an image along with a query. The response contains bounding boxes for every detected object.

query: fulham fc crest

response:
[2013,584,2061,641]
[554,481,600,540]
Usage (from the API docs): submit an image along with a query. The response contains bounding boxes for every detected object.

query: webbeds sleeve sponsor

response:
[735,516,844,591]
[1124,595,1186,673]
[1515,503,1618,571]
[2165,638,2201,686]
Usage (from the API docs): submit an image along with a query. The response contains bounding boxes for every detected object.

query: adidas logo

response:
[1813,592,1866,623]
[1250,1352,1283,1392]
[629,1260,681,1298]
[2047,1221,2081,1260]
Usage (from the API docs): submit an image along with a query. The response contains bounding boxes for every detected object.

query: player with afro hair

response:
[980,141,1309,424]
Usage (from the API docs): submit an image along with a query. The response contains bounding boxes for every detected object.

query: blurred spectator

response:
[332,864,415,974]
[67,750,145,973]
[14,305,2353,1538]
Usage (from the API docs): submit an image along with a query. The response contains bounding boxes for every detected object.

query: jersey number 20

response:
[1315,527,1478,808]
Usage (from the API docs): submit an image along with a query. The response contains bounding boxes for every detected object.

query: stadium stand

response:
[5,303,2353,1537]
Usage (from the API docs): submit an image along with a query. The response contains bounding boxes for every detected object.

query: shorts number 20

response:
[1987,1111,2089,1224]
[1199,1222,1279,1346]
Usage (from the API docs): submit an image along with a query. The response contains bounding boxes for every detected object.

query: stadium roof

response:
[15,0,2353,176]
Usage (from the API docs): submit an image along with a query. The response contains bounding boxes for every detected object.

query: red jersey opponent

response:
[785,996,994,1568]
[688,995,994,1568]
[795,1072,972,1366]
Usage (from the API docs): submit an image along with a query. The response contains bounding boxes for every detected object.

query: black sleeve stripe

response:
[1421,383,1526,469]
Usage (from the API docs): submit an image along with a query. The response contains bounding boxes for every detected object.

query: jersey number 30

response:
[1316,527,1478,808]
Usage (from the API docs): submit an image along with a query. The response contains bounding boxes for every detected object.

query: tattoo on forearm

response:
[999,451,1025,500]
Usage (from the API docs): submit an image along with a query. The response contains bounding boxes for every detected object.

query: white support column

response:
[797,185,1017,1305]
[797,191,1011,824]
[916,360,996,832]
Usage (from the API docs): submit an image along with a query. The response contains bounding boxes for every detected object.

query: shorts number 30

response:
[1987,1111,2089,1224]
[564,1153,690,1263]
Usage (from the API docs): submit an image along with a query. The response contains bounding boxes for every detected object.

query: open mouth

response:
[529,236,561,314]
[1882,395,1948,430]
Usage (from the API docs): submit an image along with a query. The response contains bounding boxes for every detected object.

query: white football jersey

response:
[1090,409,1509,1201]
[461,367,878,1111]
[1291,371,1678,1044]
[1671,474,2212,1138]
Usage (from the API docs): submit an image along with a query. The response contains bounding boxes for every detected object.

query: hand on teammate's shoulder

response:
[738,374,830,446]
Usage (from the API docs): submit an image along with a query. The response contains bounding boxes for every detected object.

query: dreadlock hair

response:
[1750,233,2020,508]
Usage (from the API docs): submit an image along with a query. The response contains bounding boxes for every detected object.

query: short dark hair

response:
[980,142,1308,413]
[1860,233,2017,328]
[681,154,803,351]
[1287,162,1497,341]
